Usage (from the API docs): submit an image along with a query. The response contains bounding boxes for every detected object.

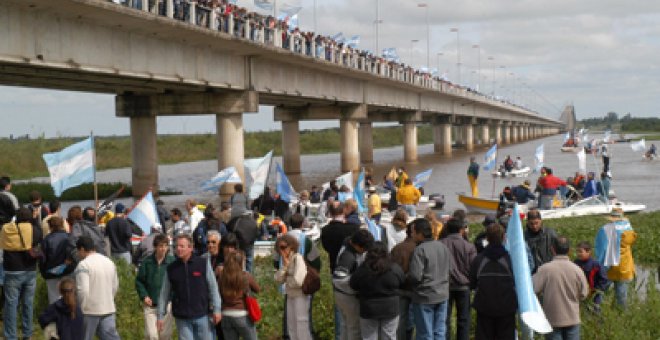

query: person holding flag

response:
[467,157,480,197]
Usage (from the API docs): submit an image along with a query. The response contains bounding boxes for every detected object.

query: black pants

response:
[445,289,471,340]
[603,156,610,173]
[475,313,516,340]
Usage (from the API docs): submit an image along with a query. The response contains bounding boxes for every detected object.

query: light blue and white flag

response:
[275,163,296,203]
[577,148,587,173]
[331,32,345,44]
[365,217,382,241]
[280,4,302,16]
[335,171,354,192]
[563,132,570,143]
[382,47,399,61]
[42,137,95,197]
[353,170,367,213]
[288,14,299,30]
[420,66,430,73]
[254,0,274,11]
[244,150,273,199]
[413,168,433,188]
[505,204,553,334]
[534,144,544,172]
[128,191,160,235]
[346,35,360,49]
[482,144,498,171]
[603,130,612,143]
[630,139,646,152]
[201,166,242,192]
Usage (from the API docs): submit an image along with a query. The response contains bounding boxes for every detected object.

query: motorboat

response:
[561,146,581,153]
[457,193,500,214]
[492,166,532,178]
[539,196,646,220]
[377,187,438,210]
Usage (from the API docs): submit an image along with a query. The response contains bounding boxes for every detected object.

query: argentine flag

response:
[201,166,242,192]
[42,137,95,197]
[353,170,367,213]
[275,163,296,203]
[245,150,273,199]
[631,139,646,152]
[128,191,160,235]
[413,168,433,189]
[346,35,360,49]
[506,204,553,334]
[483,144,498,171]
[365,217,382,241]
[534,144,544,172]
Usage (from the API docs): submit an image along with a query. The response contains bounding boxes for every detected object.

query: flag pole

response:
[91,132,99,225]
[490,144,498,199]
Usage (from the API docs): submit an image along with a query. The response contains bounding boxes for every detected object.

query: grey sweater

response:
[408,239,452,304]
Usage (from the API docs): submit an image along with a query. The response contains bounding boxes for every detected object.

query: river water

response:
[31,133,659,212]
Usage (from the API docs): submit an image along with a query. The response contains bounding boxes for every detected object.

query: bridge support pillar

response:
[359,122,374,164]
[465,124,474,152]
[129,116,158,198]
[216,114,245,196]
[282,120,301,174]
[504,124,512,144]
[433,122,452,156]
[404,123,418,162]
[495,123,503,145]
[340,120,360,172]
[481,124,490,145]
[511,125,519,143]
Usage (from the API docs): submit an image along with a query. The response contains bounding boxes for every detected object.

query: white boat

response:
[492,166,532,178]
[539,196,646,220]
[561,146,581,153]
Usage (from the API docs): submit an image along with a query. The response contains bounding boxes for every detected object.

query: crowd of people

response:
[109,0,536,111]
[0,168,639,339]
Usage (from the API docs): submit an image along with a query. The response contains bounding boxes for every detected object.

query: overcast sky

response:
[2,0,659,138]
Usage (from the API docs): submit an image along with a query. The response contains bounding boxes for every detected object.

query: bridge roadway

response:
[0,0,563,196]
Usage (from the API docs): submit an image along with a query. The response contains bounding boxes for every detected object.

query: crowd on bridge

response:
[108,0,534,112]
[0,170,639,340]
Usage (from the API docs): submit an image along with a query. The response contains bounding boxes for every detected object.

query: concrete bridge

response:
[0,0,563,196]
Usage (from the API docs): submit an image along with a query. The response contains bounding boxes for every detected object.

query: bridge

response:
[0,0,564,196]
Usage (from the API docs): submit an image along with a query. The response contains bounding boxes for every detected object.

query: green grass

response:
[10,182,180,202]
[635,134,660,141]
[0,126,434,181]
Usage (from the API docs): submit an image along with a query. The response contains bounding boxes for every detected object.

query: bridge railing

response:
[108,0,543,116]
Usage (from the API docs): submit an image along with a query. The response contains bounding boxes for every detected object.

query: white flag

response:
[577,148,587,173]
[244,151,273,199]
[631,139,646,152]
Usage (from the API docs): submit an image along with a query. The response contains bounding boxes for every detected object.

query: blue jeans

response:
[411,300,448,340]
[3,270,37,340]
[334,304,343,340]
[82,314,120,340]
[112,252,132,265]
[403,204,417,218]
[176,316,214,340]
[614,280,631,308]
[244,246,254,273]
[545,324,580,340]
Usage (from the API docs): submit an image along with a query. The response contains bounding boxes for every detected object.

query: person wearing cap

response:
[367,186,382,224]
[511,180,536,205]
[105,203,134,264]
[595,208,637,308]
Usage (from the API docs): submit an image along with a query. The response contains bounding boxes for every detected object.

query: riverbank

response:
[19,211,659,339]
[0,125,433,180]
[10,182,180,202]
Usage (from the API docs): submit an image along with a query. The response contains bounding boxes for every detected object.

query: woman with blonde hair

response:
[38,277,83,340]
[424,209,444,240]
[218,251,260,339]
[274,234,311,340]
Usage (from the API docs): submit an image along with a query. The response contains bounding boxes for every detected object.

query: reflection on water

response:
[35,133,660,212]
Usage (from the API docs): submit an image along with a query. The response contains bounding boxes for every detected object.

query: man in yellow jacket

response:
[396,179,421,217]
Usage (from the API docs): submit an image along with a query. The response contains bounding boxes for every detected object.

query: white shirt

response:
[75,253,118,315]
[188,207,204,231]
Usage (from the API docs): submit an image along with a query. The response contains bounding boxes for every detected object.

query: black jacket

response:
[0,190,19,225]
[38,299,84,340]
[167,256,212,319]
[469,244,517,317]
[40,230,75,279]
[105,216,133,254]
[320,220,359,272]
[350,263,405,319]
[524,226,558,273]
[227,215,258,250]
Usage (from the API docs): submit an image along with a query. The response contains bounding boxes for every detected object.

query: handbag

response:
[244,275,262,323]
[297,233,321,295]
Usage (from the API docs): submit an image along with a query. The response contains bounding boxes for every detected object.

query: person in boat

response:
[498,187,515,213]
[582,172,599,199]
[467,157,480,197]
[537,168,567,210]
[646,144,657,158]
[571,172,586,192]
[512,180,536,205]
[601,143,610,173]
[503,156,514,172]
[514,157,524,170]
[395,167,409,188]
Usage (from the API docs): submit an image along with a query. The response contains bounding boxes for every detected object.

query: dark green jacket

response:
[135,253,175,306]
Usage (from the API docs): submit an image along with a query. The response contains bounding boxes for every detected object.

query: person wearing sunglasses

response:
[274,234,311,340]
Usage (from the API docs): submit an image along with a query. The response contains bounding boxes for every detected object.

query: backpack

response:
[472,255,517,317]
[298,233,320,295]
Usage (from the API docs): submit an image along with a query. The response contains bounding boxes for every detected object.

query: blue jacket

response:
[40,230,75,279]
[38,299,84,340]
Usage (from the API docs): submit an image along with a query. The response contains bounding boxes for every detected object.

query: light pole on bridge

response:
[450,28,460,85]
[410,39,419,67]
[418,3,430,69]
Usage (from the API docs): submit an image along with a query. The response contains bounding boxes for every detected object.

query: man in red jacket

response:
[537,168,567,209]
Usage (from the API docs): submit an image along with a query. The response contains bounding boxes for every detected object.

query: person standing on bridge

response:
[467,157,480,197]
